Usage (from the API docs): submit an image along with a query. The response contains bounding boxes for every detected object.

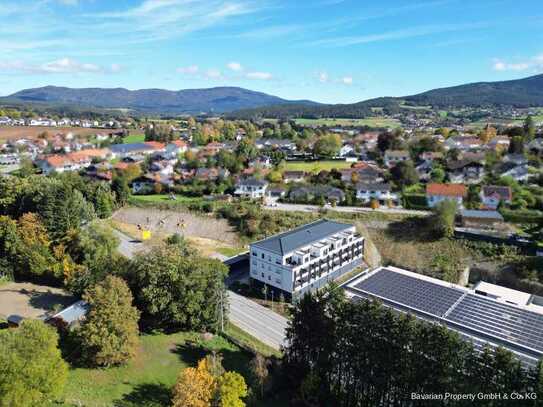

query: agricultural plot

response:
[293,117,401,128]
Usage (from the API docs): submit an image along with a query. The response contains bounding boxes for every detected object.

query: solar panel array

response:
[446,294,543,353]
[353,269,465,317]
[348,268,543,368]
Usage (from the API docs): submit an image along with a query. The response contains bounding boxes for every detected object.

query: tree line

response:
[283,288,543,407]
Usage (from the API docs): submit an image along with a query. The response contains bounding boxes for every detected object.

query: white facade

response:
[427,194,464,208]
[356,184,399,205]
[250,223,364,296]
[234,180,268,199]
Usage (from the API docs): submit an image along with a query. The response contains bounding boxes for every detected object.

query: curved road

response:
[113,229,287,350]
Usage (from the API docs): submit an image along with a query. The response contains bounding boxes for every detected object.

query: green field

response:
[123,133,145,143]
[283,160,352,173]
[293,117,401,128]
[54,331,284,406]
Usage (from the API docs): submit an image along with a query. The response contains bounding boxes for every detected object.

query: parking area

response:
[0,282,74,320]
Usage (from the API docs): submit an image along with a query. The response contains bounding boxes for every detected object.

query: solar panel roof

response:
[446,294,543,353]
[347,268,543,368]
[353,268,465,317]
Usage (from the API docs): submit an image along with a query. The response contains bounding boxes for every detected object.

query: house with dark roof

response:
[426,183,467,208]
[288,185,345,204]
[384,150,410,167]
[282,170,306,183]
[481,185,512,210]
[249,219,365,298]
[447,159,485,184]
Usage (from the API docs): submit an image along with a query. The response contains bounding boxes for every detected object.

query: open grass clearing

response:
[282,160,352,173]
[123,133,145,143]
[52,331,284,407]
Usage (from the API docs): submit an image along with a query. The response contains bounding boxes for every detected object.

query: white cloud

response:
[492,54,543,72]
[245,71,272,80]
[318,72,329,83]
[110,63,122,73]
[227,61,243,71]
[56,0,80,5]
[176,64,199,74]
[341,76,353,85]
[205,68,222,79]
[0,58,118,74]
[40,57,101,73]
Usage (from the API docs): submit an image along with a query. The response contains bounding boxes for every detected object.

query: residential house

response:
[36,148,110,175]
[194,167,229,182]
[234,178,268,199]
[249,219,364,299]
[356,183,400,206]
[501,164,530,182]
[487,136,510,151]
[528,138,543,154]
[420,151,443,162]
[503,153,528,166]
[110,142,159,159]
[445,136,483,151]
[0,116,12,125]
[384,150,410,167]
[447,159,485,184]
[283,171,306,183]
[255,138,297,152]
[339,143,355,158]
[426,183,467,208]
[165,140,188,158]
[481,186,512,210]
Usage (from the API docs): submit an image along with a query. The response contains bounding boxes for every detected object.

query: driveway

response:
[113,229,287,350]
[0,282,74,320]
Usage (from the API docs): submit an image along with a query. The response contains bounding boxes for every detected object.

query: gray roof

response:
[251,219,353,255]
[237,177,268,187]
[356,182,391,191]
[110,143,154,154]
[460,210,504,220]
[50,300,90,325]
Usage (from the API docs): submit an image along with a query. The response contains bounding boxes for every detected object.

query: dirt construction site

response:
[110,207,244,258]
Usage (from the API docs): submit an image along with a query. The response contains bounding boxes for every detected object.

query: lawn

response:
[54,331,282,407]
[293,117,400,128]
[282,160,352,173]
[123,133,146,144]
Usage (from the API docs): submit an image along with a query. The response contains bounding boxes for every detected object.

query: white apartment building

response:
[249,219,365,299]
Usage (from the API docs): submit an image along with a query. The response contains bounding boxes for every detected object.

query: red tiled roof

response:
[144,141,166,150]
[426,183,467,197]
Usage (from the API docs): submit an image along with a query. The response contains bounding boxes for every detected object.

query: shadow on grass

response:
[113,383,171,407]
[383,216,437,243]
[28,290,74,311]
[171,340,253,379]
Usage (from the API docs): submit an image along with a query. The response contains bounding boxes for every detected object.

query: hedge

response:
[402,193,429,210]
[499,208,543,224]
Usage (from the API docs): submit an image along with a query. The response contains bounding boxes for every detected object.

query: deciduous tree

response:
[78,276,140,367]
[0,320,68,407]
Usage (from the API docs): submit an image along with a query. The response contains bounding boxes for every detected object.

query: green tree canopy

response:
[78,275,140,367]
[0,320,68,407]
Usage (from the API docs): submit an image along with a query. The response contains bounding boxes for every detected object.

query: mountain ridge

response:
[2,85,320,114]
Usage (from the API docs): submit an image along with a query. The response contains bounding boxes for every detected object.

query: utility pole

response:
[220,288,224,333]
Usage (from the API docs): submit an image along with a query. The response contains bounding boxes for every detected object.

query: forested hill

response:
[230,74,543,119]
[1,86,320,114]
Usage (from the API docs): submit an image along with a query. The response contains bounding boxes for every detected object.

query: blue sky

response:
[0,0,542,103]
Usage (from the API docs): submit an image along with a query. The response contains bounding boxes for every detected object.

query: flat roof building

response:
[250,219,365,299]
[344,266,543,369]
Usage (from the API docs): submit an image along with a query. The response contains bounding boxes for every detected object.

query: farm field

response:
[283,160,352,173]
[293,117,401,128]
[123,133,145,143]
[52,331,285,407]
[0,126,104,141]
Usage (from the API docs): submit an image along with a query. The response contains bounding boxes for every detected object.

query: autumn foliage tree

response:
[172,359,215,407]
[78,276,140,367]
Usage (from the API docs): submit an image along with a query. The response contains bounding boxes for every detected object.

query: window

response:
[275,279,281,284]
[261,253,265,259]
[252,251,257,256]
[261,273,264,277]
[268,276,271,281]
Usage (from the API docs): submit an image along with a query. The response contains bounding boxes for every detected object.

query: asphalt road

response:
[264,202,431,216]
[113,229,287,350]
